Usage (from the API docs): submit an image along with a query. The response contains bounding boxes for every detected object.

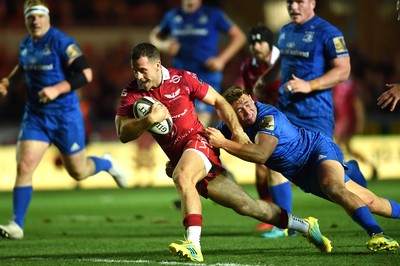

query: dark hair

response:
[247,24,274,49]
[130,43,160,62]
[222,86,250,104]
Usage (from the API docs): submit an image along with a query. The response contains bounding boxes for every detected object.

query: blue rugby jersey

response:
[157,4,233,88]
[216,102,345,184]
[19,26,81,113]
[276,15,349,138]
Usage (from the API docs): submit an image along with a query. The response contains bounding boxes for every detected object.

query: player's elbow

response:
[83,68,93,83]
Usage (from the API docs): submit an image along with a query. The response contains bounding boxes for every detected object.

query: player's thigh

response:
[16,140,49,173]
[53,108,86,156]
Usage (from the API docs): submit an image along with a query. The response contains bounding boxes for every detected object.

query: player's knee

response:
[172,171,194,190]
[363,197,379,213]
[17,160,34,176]
[66,167,87,181]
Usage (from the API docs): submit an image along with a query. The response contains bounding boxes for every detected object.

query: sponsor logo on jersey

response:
[66,44,82,60]
[318,154,327,161]
[165,89,181,99]
[333,37,348,53]
[302,31,314,43]
[170,75,182,84]
[259,116,274,131]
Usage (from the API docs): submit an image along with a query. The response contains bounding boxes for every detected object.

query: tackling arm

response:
[205,127,277,164]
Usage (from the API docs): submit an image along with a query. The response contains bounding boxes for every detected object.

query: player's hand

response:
[285,74,312,94]
[38,86,61,103]
[377,84,400,111]
[0,78,9,98]
[205,56,225,72]
[148,102,170,124]
[204,127,228,148]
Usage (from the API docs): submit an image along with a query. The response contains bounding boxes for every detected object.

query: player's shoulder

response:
[312,15,343,35]
[49,27,77,48]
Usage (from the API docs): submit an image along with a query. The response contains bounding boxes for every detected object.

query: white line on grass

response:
[14,257,264,266]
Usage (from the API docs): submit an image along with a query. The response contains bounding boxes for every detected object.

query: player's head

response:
[182,0,202,13]
[222,86,257,127]
[24,0,50,40]
[286,0,316,25]
[131,43,162,91]
[247,24,274,62]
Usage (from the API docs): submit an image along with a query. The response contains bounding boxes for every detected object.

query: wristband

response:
[309,79,320,91]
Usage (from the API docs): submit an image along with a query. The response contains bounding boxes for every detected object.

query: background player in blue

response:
[205,86,400,252]
[149,0,246,127]
[0,0,127,240]
[254,0,366,238]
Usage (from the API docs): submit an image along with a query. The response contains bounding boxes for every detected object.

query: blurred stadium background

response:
[1,0,400,190]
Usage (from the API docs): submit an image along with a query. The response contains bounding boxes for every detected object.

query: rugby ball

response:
[133,96,173,135]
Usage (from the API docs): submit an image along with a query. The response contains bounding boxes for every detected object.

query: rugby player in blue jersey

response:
[0,0,127,240]
[254,0,367,238]
[205,86,400,252]
[149,0,246,127]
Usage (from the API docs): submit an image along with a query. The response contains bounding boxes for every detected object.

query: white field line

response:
[10,257,268,266]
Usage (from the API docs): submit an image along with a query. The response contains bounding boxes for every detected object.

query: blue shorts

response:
[289,135,349,201]
[195,72,222,114]
[19,105,86,155]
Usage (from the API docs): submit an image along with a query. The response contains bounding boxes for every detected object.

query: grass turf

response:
[0,180,399,265]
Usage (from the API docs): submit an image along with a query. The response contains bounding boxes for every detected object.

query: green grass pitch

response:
[0,180,399,265]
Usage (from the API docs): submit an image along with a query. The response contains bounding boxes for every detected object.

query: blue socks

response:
[388,198,400,218]
[13,186,33,228]
[351,206,383,236]
[89,156,112,174]
[270,181,292,213]
[345,160,367,188]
